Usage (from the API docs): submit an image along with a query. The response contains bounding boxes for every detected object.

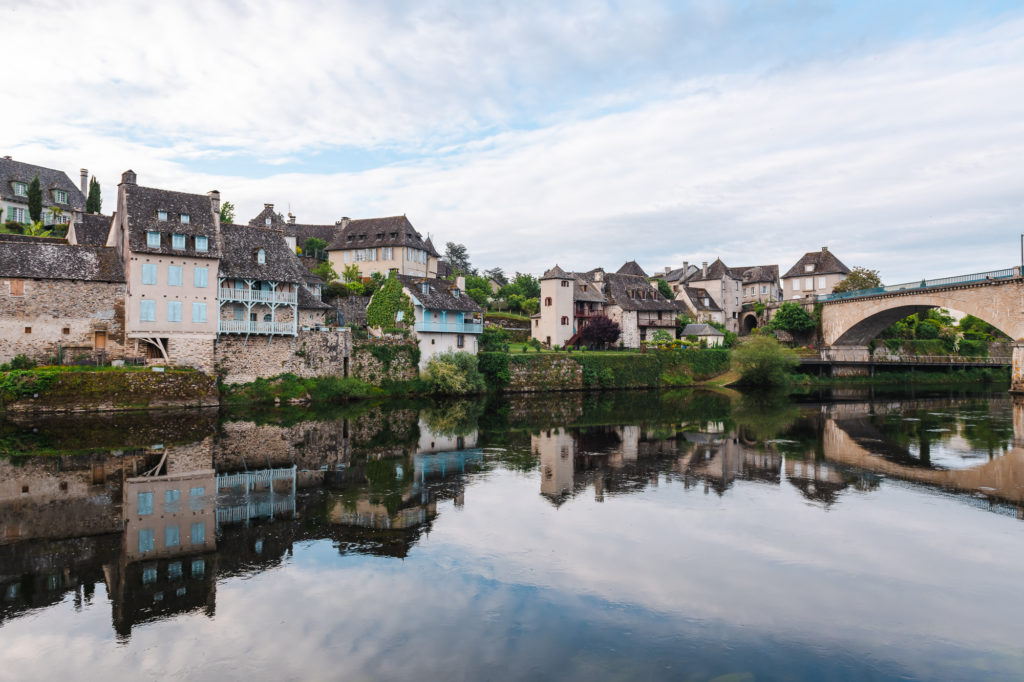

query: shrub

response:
[770,302,816,334]
[9,354,36,370]
[732,336,799,386]
[580,316,620,347]
[479,325,510,352]
[424,351,486,394]
[477,351,511,388]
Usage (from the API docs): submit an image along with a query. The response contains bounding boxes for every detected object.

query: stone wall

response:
[166,335,216,373]
[507,355,583,392]
[350,338,419,384]
[215,329,353,385]
[0,277,126,364]
[1,370,219,413]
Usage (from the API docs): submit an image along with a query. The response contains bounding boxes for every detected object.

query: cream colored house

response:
[781,247,851,300]
[327,216,440,279]
[0,156,86,230]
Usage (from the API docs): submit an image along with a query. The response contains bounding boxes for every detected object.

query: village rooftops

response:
[218,223,307,283]
[121,176,220,259]
[297,285,331,310]
[0,240,125,282]
[782,247,851,278]
[683,286,722,311]
[603,272,677,311]
[75,213,112,246]
[0,157,85,211]
[329,216,440,256]
[540,264,573,280]
[397,274,483,313]
[616,260,648,277]
[736,264,779,284]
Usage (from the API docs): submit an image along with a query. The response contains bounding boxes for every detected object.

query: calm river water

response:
[1,386,1023,681]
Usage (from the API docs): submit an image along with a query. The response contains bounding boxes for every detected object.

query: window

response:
[560,316,569,325]
[140,299,156,321]
[457,334,465,348]
[165,489,180,505]
[453,288,460,298]
[817,277,826,289]
[561,280,569,288]
[139,530,155,554]
[157,210,168,221]
[142,565,157,584]
[421,282,430,295]
[9,278,24,296]
[257,248,266,264]
[165,525,180,548]
[7,206,26,222]
[761,285,767,294]
[545,297,552,307]
[13,182,27,197]
[168,562,183,579]
[193,266,208,288]
[138,491,154,515]
[190,522,205,545]
[191,558,205,578]
[180,213,190,224]
[804,278,813,290]
[142,263,157,285]
[195,235,208,252]
[343,251,350,262]
[147,231,161,248]
[53,189,68,204]
[167,301,182,322]
[233,305,244,321]
[804,264,814,273]
[190,487,205,511]
[263,313,271,322]
[792,279,800,291]
[382,246,393,259]
[168,265,183,286]
[265,217,271,226]
[172,233,186,250]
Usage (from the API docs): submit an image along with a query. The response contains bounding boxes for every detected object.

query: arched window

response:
[560,316,569,325]
[257,248,266,264]
[545,297,552,307]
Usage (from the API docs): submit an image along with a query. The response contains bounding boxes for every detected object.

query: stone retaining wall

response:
[350,338,418,384]
[507,355,583,392]
[215,329,352,385]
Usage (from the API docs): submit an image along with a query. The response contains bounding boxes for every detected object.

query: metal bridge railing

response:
[818,267,1022,302]
[813,354,1010,365]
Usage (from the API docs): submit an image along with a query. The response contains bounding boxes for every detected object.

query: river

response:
[1,386,1022,681]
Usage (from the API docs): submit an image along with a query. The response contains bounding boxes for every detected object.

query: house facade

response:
[781,247,851,300]
[675,285,725,326]
[328,216,440,279]
[395,274,483,368]
[682,259,780,333]
[0,156,86,229]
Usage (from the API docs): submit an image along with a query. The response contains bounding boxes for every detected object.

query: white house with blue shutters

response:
[395,274,484,368]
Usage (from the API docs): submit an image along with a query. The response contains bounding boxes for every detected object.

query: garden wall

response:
[507,355,583,392]
[0,370,218,413]
[216,329,352,385]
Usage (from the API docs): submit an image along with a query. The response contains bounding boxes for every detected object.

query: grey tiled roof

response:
[540,264,572,280]
[297,285,331,310]
[682,323,724,336]
[616,260,648,277]
[218,223,307,283]
[737,264,779,284]
[123,182,220,259]
[75,213,112,246]
[683,286,722,312]
[0,241,124,282]
[0,157,85,211]
[782,248,851,278]
[329,216,438,256]
[604,273,677,311]
[573,277,606,303]
[397,274,483,313]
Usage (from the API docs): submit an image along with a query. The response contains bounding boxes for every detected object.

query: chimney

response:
[683,261,689,275]
[702,261,708,279]
[2,155,11,160]
[338,216,350,228]
[822,246,829,252]
[664,267,670,274]
[120,169,136,185]
[80,169,88,195]
[208,190,221,229]
[456,275,466,291]
[287,212,296,225]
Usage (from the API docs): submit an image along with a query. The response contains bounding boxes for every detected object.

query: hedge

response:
[574,354,662,388]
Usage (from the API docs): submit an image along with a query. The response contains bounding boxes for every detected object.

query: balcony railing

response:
[219,288,297,305]
[218,320,296,335]
[414,321,484,334]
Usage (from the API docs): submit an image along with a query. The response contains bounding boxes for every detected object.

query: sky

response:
[4,0,1024,282]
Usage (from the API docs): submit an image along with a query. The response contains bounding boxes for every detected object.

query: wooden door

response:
[94,331,107,349]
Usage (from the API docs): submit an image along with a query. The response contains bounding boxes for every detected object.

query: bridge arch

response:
[820,283,1024,347]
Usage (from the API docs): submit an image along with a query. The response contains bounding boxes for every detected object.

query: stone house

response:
[675,285,725,326]
[395,274,484,368]
[681,259,780,333]
[681,323,726,347]
[533,261,678,349]
[0,234,126,363]
[106,170,222,371]
[781,247,851,300]
[0,156,87,229]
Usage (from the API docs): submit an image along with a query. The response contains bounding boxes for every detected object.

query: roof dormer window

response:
[13,182,27,197]
[54,189,67,204]
[376,232,383,240]
[346,235,353,242]
[265,217,271,226]
[180,213,190,224]
[146,231,161,248]
[157,210,167,221]
[195,235,208,252]
[804,264,814,272]
[257,248,266,264]
[453,288,460,298]
[390,232,398,239]
[421,282,430,295]
[172,233,186,250]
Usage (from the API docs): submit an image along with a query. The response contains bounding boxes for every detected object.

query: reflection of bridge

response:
[808,267,1024,388]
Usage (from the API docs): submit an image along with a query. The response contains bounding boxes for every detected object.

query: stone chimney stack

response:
[208,190,221,230]
[822,246,829,252]
[287,212,296,225]
[80,169,88,195]
[120,169,136,185]
[337,216,350,228]
[701,262,708,279]
[683,261,689,275]
[456,275,466,291]
[664,267,670,274]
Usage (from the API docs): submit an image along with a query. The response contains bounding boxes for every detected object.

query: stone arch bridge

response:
[816,267,1024,391]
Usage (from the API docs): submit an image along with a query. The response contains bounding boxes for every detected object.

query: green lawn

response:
[485,312,531,323]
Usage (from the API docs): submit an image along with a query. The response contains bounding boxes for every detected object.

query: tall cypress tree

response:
[86,176,101,214]
[27,174,42,223]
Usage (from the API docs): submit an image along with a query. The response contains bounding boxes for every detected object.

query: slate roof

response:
[337,296,370,326]
[123,180,220,259]
[682,323,724,337]
[683,286,722,312]
[297,285,331,310]
[737,264,779,284]
[75,213,112,246]
[0,242,124,282]
[0,157,85,211]
[0,233,65,245]
[248,204,287,229]
[603,273,677,312]
[540,264,573,280]
[616,260,648,277]
[397,274,483,313]
[218,223,307,283]
[329,216,439,257]
[572,276,607,303]
[782,248,851,279]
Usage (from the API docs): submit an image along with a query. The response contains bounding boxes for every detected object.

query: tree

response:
[832,267,882,293]
[27,174,41,223]
[653,278,674,300]
[367,272,415,329]
[579,316,620,347]
[312,260,339,283]
[444,242,472,275]
[304,237,328,258]
[732,336,799,387]
[342,263,361,283]
[498,272,540,307]
[770,302,816,334]
[219,201,235,224]
[464,273,491,306]
[483,267,507,286]
[86,176,101,214]
[48,205,64,225]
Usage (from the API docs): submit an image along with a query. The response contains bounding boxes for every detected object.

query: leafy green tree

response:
[364,271,385,297]
[27,174,41,223]
[732,335,799,387]
[832,267,882,293]
[653,278,674,300]
[483,267,507,286]
[86,176,101,214]
[219,200,235,224]
[47,205,64,225]
[23,221,52,237]
[464,273,491,306]
[424,351,487,394]
[367,272,415,329]
[650,329,674,344]
[444,242,472,275]
[312,260,339,283]
[342,263,361,283]
[479,325,510,351]
[303,237,328,258]
[498,272,541,310]
[770,302,816,334]
[521,297,539,316]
